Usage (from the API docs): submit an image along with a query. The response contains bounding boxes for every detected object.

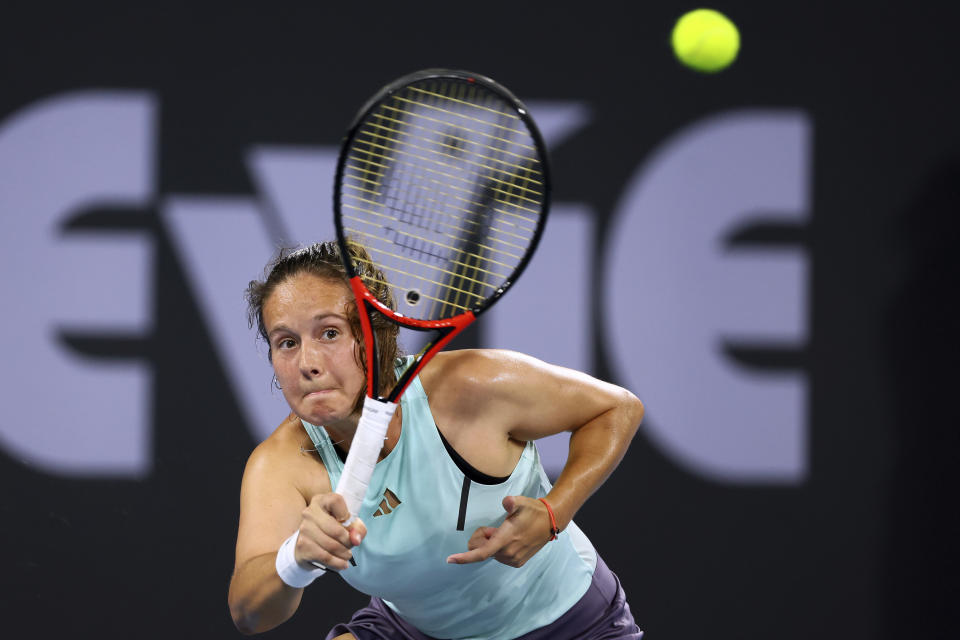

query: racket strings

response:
[346,133,544,208]
[354,95,542,193]
[343,159,539,242]
[340,77,546,321]
[370,104,542,180]
[343,128,543,235]
[367,87,544,209]
[350,253,485,312]
[406,85,535,127]
[343,178,535,244]
[418,81,531,318]
[403,83,528,138]
[343,149,542,242]
[380,91,542,189]
[343,160,540,235]
[342,201,529,258]
[347,231,511,292]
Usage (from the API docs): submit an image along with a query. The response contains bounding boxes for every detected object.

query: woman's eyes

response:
[274,328,341,350]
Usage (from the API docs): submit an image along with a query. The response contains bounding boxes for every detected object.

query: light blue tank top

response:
[302,361,597,639]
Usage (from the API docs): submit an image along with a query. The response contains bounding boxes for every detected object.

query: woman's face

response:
[262,272,366,431]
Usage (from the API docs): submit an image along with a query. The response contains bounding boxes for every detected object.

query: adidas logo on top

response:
[372,488,402,517]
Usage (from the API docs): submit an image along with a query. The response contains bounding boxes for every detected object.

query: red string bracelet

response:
[538,498,561,541]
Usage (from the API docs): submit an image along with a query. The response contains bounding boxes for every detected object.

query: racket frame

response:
[348,276,474,402]
[333,68,550,404]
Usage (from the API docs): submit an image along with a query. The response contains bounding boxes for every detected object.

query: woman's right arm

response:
[227,416,364,635]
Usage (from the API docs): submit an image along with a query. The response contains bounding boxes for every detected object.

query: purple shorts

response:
[325,556,643,640]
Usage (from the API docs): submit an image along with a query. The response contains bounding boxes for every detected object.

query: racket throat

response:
[348,275,476,403]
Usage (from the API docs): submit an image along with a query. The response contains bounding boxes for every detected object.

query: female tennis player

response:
[227,242,645,639]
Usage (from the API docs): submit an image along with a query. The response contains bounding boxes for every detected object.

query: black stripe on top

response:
[457,476,470,531]
[436,427,511,485]
[441,427,511,532]
[333,427,510,485]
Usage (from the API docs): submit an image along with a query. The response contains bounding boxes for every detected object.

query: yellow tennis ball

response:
[671,8,740,73]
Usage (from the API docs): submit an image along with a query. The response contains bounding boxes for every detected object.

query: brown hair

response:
[245,241,400,406]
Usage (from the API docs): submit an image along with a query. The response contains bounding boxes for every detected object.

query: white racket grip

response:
[335,396,397,526]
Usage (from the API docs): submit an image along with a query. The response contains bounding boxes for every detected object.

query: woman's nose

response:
[298,343,324,376]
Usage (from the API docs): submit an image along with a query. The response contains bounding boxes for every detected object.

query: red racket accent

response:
[349,276,475,400]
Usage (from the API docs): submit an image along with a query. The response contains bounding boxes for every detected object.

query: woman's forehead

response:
[264,273,352,320]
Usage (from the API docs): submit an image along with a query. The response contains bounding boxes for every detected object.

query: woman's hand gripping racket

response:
[332,69,550,524]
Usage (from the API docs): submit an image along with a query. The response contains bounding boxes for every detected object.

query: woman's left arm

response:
[443,350,644,566]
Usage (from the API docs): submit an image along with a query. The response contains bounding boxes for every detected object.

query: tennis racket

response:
[332,69,550,524]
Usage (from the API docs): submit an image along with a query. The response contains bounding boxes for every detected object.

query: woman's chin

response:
[297,406,349,428]
[293,396,361,429]
[300,411,332,426]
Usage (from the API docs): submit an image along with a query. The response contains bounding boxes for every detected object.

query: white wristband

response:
[275,530,326,588]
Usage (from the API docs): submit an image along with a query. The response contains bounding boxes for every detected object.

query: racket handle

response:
[335,396,398,526]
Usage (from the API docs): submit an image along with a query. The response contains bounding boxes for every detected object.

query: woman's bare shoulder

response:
[420,349,530,389]
[417,349,528,422]
[419,349,481,395]
[244,412,331,498]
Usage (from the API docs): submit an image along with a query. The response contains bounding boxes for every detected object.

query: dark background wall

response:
[1,2,957,638]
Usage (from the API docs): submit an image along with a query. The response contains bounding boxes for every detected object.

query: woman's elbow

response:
[622,390,644,434]
[229,593,261,636]
[228,579,277,635]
